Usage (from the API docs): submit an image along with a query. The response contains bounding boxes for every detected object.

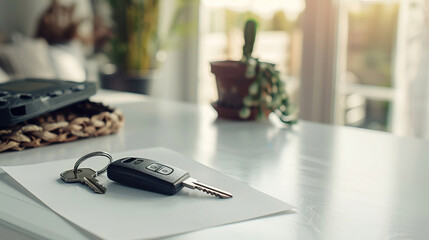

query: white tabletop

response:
[1,90,429,240]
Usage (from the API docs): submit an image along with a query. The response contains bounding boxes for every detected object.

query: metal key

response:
[181,177,232,199]
[59,151,112,194]
[60,168,107,194]
[107,157,233,198]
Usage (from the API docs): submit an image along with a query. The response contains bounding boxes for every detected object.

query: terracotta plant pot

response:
[210,60,261,120]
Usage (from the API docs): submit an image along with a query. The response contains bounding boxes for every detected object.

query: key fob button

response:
[157,166,173,175]
[146,163,162,171]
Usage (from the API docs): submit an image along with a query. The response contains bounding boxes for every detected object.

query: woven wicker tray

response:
[0,100,124,152]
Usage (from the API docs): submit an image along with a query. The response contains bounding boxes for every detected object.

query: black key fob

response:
[107,157,190,195]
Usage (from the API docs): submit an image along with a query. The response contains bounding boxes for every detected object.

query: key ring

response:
[73,151,113,176]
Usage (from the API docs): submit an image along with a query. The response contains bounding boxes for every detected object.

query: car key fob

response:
[107,157,190,195]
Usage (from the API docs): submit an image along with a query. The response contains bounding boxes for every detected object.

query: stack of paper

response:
[1,148,292,239]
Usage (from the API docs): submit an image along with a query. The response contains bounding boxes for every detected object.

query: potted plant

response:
[102,1,195,95]
[210,20,297,124]
[99,0,159,94]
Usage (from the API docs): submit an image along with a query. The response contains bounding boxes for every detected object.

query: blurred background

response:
[0,0,428,140]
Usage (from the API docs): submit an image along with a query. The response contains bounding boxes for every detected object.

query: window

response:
[198,0,304,104]
[337,2,399,132]
[336,0,429,138]
[198,0,429,139]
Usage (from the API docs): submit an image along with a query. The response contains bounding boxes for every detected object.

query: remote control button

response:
[54,90,64,95]
[48,90,64,97]
[40,96,50,102]
[0,91,9,97]
[157,166,173,175]
[71,84,86,92]
[19,93,32,99]
[0,99,7,106]
[146,163,162,171]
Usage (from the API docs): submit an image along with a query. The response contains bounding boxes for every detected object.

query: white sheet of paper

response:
[2,148,292,240]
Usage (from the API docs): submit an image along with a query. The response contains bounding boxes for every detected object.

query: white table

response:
[1,91,429,239]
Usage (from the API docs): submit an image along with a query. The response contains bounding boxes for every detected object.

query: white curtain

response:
[393,0,429,139]
[412,0,429,138]
[410,27,429,139]
[149,0,200,103]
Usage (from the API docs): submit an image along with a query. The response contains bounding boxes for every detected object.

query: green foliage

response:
[107,0,196,73]
[107,0,159,72]
[240,20,297,125]
[242,20,257,60]
[272,11,297,33]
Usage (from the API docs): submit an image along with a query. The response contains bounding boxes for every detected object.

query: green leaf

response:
[243,19,257,59]
[239,107,251,119]
[249,82,259,96]
[243,95,254,106]
[272,85,278,94]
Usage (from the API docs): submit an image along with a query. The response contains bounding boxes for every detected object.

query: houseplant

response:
[101,0,159,94]
[210,20,297,124]
[102,0,195,94]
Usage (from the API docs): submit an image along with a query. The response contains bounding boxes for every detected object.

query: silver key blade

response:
[182,177,232,199]
[81,176,106,194]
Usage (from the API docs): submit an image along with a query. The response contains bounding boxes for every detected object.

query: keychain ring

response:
[73,151,113,176]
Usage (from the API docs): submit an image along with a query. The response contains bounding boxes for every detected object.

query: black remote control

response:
[0,78,96,126]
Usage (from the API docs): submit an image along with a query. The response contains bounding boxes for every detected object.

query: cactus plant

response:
[242,20,256,61]
[238,19,297,124]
